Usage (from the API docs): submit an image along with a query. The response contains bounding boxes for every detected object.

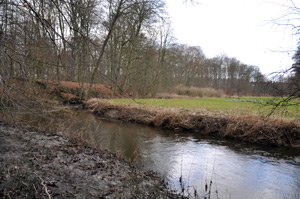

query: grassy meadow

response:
[110,97,300,119]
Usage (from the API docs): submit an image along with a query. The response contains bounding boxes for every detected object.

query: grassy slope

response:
[110,97,300,119]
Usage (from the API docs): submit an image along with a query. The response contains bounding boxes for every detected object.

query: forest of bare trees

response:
[0,0,297,99]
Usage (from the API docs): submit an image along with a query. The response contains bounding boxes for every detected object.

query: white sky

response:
[165,0,299,75]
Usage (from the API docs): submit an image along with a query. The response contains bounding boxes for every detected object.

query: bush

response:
[174,84,222,98]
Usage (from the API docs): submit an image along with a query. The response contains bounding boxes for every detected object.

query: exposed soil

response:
[85,99,300,148]
[0,121,181,199]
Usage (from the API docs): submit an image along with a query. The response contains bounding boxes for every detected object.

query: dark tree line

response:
[161,45,266,96]
[0,0,290,99]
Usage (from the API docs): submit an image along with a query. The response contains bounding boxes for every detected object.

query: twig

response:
[33,172,52,199]
[33,184,37,193]
[66,190,76,197]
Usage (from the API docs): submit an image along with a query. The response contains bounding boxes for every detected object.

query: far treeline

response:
[0,0,299,99]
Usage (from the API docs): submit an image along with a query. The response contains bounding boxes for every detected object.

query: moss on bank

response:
[85,99,300,148]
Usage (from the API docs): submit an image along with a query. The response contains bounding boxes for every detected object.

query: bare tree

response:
[266,0,300,111]
[0,0,272,108]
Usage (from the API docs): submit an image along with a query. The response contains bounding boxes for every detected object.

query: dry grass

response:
[57,80,113,96]
[156,93,192,99]
[174,84,224,98]
[85,99,300,148]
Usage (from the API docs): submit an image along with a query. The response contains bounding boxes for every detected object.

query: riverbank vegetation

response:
[85,98,300,148]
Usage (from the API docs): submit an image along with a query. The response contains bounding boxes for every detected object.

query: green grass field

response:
[110,97,300,119]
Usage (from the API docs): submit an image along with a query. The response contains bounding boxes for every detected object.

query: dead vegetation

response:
[174,84,224,98]
[35,79,118,103]
[0,78,121,110]
[85,99,300,148]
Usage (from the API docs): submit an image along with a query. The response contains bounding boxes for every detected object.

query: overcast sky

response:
[165,0,299,75]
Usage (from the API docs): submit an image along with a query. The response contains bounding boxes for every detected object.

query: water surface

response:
[26,110,300,198]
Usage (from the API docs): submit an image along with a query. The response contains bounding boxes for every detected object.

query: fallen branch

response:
[33,172,52,199]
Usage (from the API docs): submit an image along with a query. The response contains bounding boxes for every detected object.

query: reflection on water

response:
[24,110,300,199]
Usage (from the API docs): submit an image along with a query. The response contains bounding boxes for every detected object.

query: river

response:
[25,110,300,198]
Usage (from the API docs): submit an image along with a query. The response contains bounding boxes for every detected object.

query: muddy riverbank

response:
[85,99,300,148]
[0,121,181,198]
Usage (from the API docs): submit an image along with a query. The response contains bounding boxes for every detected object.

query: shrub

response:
[174,84,222,98]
